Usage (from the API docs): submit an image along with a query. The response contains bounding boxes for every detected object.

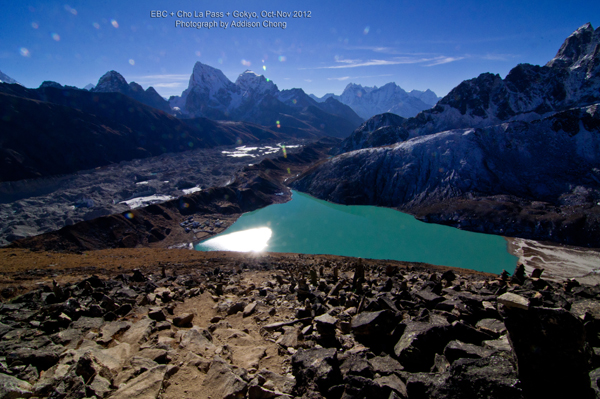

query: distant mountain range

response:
[0,62,369,182]
[291,23,600,247]
[0,83,315,182]
[91,71,172,114]
[310,83,440,119]
[168,62,363,137]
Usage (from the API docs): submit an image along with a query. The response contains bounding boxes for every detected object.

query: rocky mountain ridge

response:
[291,23,600,248]
[338,23,600,153]
[91,71,172,114]
[0,82,309,182]
[168,62,363,138]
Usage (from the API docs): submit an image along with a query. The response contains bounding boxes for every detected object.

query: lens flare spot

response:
[31,22,39,29]
[111,19,119,28]
[195,51,201,57]
[241,59,251,66]
[281,145,287,157]
[93,22,100,29]
[124,212,134,220]
[439,167,445,173]
[266,78,270,82]
[19,47,30,57]
[64,5,77,15]
[51,33,60,41]
[287,167,291,174]
[363,26,370,35]
[188,141,194,147]
[199,227,272,252]
[292,99,297,104]
[129,59,135,65]
[278,55,286,62]
[262,65,266,71]
[218,58,223,64]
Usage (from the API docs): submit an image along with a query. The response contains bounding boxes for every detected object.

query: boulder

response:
[148,307,167,322]
[501,305,595,398]
[497,293,529,310]
[314,313,338,336]
[475,319,506,336]
[179,326,215,356]
[202,356,248,399]
[394,321,451,372]
[0,373,33,399]
[292,348,340,396]
[443,340,494,364]
[173,313,194,327]
[109,365,168,399]
[434,355,524,399]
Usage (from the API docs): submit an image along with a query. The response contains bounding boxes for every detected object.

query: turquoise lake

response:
[195,190,517,274]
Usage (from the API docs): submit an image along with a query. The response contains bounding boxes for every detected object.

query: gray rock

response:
[262,318,311,332]
[340,353,373,378]
[314,313,337,336]
[368,355,403,375]
[173,313,194,327]
[292,348,340,395]
[394,321,451,372]
[482,335,511,352]
[374,374,407,398]
[179,326,215,355]
[109,365,167,399]
[98,321,131,345]
[501,305,595,398]
[0,373,33,399]
[350,310,392,336]
[130,356,159,376]
[202,356,248,399]
[476,319,507,336]
[443,340,494,364]
[276,327,299,348]
[137,348,169,364]
[148,307,167,322]
[89,374,111,398]
[497,293,529,310]
[243,302,257,318]
[256,369,295,394]
[248,385,278,399]
[227,301,246,315]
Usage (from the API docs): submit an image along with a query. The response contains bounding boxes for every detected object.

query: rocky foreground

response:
[1,251,600,398]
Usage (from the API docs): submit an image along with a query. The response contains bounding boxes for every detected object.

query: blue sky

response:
[1,0,598,98]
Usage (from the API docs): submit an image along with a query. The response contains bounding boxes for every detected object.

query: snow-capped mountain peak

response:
[235,70,278,96]
[94,70,129,92]
[189,61,233,94]
[0,69,20,85]
[546,22,600,70]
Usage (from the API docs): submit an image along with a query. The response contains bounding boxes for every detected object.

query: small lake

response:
[196,190,517,274]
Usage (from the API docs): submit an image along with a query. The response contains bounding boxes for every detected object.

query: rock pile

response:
[1,258,600,398]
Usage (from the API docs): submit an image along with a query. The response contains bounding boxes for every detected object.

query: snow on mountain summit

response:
[93,70,129,92]
[0,70,20,85]
[189,61,234,95]
[235,70,278,96]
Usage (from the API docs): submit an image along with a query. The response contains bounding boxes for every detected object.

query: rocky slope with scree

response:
[0,252,599,398]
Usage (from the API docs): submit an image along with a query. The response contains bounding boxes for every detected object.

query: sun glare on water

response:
[200,227,272,252]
